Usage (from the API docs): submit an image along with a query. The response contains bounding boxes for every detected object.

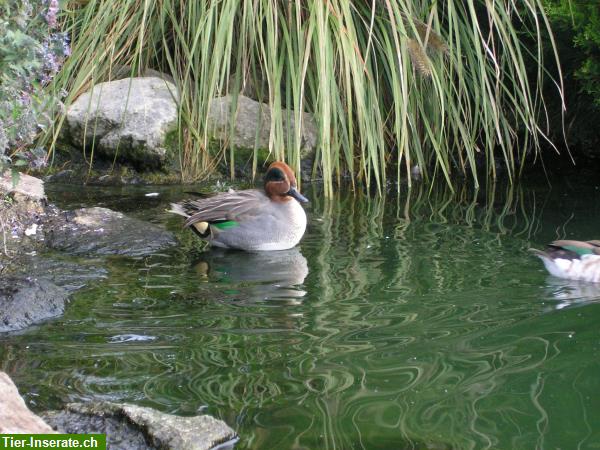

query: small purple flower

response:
[40,40,60,84]
[46,0,59,28]
[19,92,31,106]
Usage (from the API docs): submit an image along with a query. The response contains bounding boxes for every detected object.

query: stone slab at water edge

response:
[0,277,69,332]
[1,171,47,269]
[0,171,45,202]
[63,77,179,170]
[43,206,177,257]
[0,372,55,433]
[43,402,238,450]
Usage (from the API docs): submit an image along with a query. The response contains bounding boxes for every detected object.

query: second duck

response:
[531,240,600,282]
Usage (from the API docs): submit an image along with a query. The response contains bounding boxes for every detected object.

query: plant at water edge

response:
[47,0,563,194]
[0,0,70,176]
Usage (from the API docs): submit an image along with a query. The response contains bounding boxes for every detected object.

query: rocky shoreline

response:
[49,75,318,185]
[0,73,287,449]
[0,172,237,449]
[0,171,176,332]
[0,371,237,449]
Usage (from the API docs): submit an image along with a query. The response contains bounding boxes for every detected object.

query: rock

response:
[0,173,46,250]
[43,402,237,450]
[44,207,176,257]
[0,171,46,202]
[110,65,176,85]
[27,257,108,292]
[64,77,178,170]
[207,95,318,162]
[0,372,56,433]
[1,173,47,270]
[44,169,75,183]
[0,277,68,332]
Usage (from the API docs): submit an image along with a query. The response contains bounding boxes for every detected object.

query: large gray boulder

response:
[0,372,56,433]
[43,402,237,450]
[208,95,318,160]
[64,77,178,170]
[0,277,68,332]
[44,207,176,257]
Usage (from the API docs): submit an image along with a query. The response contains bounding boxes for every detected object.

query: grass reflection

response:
[3,179,600,449]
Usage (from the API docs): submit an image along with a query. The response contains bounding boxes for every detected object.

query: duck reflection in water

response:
[192,247,309,304]
[543,277,600,311]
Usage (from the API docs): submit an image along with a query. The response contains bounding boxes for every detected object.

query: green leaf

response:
[11,168,20,188]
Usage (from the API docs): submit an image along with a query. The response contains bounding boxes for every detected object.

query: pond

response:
[2,173,600,449]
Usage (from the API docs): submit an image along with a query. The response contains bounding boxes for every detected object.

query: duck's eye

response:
[265,168,286,182]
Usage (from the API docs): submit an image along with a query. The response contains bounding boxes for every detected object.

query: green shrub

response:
[544,0,600,106]
[0,0,69,172]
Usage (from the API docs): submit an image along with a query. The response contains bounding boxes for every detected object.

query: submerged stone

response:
[42,402,237,450]
[27,257,108,292]
[0,277,68,332]
[44,207,176,257]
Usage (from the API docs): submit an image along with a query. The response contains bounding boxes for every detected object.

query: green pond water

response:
[2,174,600,449]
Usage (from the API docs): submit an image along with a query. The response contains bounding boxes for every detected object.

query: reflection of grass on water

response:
[310,179,542,235]
[397,181,541,238]
[307,180,543,297]
[298,181,552,449]
[307,179,546,300]
[130,180,553,448]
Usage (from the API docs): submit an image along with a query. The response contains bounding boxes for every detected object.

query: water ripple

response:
[3,181,600,449]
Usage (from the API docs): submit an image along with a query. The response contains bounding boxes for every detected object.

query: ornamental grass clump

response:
[48,0,562,194]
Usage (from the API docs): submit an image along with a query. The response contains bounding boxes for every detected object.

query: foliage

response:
[544,0,600,107]
[0,0,69,173]
[49,0,561,193]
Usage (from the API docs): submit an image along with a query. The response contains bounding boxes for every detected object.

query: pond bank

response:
[5,168,600,448]
[1,171,177,332]
[1,371,237,449]
[1,173,239,448]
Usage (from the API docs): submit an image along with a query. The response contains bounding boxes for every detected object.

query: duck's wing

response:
[530,240,599,261]
[180,190,267,228]
[550,240,600,256]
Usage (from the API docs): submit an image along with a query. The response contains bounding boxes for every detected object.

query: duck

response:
[530,240,600,282]
[169,161,308,251]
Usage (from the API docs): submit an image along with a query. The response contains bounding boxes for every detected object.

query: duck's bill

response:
[287,187,309,203]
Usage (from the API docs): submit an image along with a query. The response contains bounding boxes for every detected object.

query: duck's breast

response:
[548,254,600,282]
